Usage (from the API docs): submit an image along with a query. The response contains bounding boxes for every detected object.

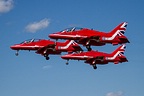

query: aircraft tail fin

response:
[62,40,76,47]
[59,40,83,51]
[109,22,128,38]
[108,44,126,61]
[111,44,126,55]
[63,40,72,45]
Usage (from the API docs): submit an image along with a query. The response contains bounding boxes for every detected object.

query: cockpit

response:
[20,39,42,44]
[60,27,83,33]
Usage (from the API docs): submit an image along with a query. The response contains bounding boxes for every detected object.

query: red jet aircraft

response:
[10,39,83,60]
[49,22,129,51]
[61,44,128,69]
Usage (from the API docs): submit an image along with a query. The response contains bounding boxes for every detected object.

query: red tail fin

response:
[110,22,127,35]
[106,22,128,40]
[111,44,126,54]
[107,45,126,60]
[62,40,72,45]
[59,40,82,50]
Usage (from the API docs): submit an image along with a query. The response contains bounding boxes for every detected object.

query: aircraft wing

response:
[36,44,56,54]
[79,35,100,41]
[85,56,104,64]
[78,35,101,46]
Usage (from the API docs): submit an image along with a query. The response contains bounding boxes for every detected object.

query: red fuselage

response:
[61,49,128,65]
[10,39,82,56]
[49,23,129,46]
[10,39,54,50]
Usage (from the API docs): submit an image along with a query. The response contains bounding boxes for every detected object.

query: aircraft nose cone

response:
[10,45,18,50]
[61,55,68,59]
[61,54,71,59]
[10,45,20,50]
[49,33,56,39]
[49,34,52,37]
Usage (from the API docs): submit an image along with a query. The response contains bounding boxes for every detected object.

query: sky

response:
[0,0,144,96]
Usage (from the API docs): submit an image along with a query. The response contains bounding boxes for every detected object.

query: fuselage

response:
[61,50,108,60]
[10,39,83,55]
[10,39,54,50]
[61,50,128,65]
[49,27,129,46]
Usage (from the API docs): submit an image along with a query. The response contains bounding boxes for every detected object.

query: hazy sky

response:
[0,0,144,96]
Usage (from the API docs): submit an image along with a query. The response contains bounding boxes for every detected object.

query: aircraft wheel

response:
[45,56,50,60]
[88,48,92,51]
[15,51,19,56]
[66,62,69,65]
[86,45,92,51]
[93,65,97,69]
[86,45,90,49]
[66,60,69,65]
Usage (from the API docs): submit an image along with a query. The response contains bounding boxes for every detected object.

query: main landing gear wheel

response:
[55,39,58,45]
[66,62,69,65]
[93,65,97,69]
[86,45,92,51]
[45,56,50,60]
[44,54,49,60]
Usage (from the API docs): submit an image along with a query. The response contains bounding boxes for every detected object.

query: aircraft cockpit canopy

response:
[61,27,83,33]
[20,39,42,44]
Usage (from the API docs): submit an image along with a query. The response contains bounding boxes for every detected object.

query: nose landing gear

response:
[66,60,69,65]
[15,50,19,56]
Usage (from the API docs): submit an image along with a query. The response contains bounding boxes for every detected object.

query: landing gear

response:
[92,64,97,69]
[45,56,50,60]
[86,45,92,51]
[66,60,69,65]
[86,40,92,51]
[55,39,58,45]
[15,50,19,56]
[44,54,49,60]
